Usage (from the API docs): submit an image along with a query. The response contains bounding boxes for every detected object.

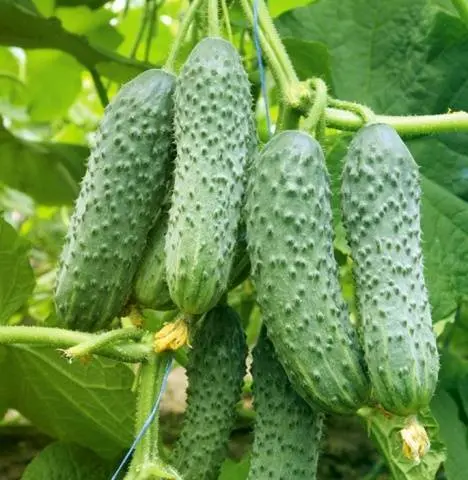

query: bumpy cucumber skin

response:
[172,305,247,480]
[245,130,369,415]
[341,123,439,415]
[55,70,175,331]
[133,212,175,311]
[133,220,249,311]
[248,327,323,480]
[165,37,254,315]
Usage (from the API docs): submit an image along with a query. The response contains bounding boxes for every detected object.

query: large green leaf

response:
[56,6,123,51]
[282,37,332,86]
[0,0,152,83]
[431,390,468,480]
[0,218,34,325]
[0,124,87,205]
[421,178,468,321]
[22,441,115,479]
[8,345,134,458]
[25,50,82,121]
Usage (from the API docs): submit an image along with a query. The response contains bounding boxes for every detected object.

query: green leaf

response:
[0,218,34,325]
[420,177,468,321]
[22,441,115,479]
[431,390,468,480]
[276,0,431,111]
[7,345,134,458]
[0,125,87,205]
[358,407,445,480]
[56,6,123,51]
[409,134,468,202]
[269,0,314,18]
[0,0,152,83]
[26,50,82,121]
[282,37,332,86]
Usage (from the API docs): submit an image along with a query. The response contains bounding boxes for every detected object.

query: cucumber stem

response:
[124,353,179,479]
[254,0,298,85]
[220,0,233,43]
[328,97,376,125]
[64,327,144,359]
[208,0,221,36]
[325,107,468,136]
[164,0,206,73]
[304,77,328,134]
[0,326,151,362]
[238,0,291,101]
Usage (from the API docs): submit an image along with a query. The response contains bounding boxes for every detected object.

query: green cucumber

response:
[341,123,439,415]
[172,304,247,480]
[55,70,175,331]
[165,37,255,314]
[248,327,324,480]
[245,130,370,414]
[133,220,249,311]
[133,211,175,311]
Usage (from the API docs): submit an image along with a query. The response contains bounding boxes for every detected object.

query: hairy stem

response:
[165,0,206,73]
[238,0,291,100]
[328,97,376,124]
[221,0,233,43]
[122,354,180,480]
[208,0,220,36]
[64,328,144,358]
[325,108,468,136]
[304,77,328,133]
[254,0,298,85]
[0,326,151,362]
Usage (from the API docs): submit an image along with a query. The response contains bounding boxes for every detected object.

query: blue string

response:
[253,0,272,137]
[111,358,174,480]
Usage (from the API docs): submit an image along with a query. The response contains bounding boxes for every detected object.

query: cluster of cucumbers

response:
[55,34,439,479]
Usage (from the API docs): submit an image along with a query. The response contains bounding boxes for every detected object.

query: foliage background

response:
[2,0,468,478]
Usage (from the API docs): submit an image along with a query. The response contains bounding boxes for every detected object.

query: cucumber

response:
[165,37,255,314]
[340,123,439,415]
[172,304,247,480]
[55,70,175,331]
[248,327,324,480]
[133,220,249,311]
[245,130,369,414]
[133,211,175,311]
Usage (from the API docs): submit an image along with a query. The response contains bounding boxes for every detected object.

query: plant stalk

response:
[325,108,468,136]
[208,0,220,36]
[0,326,151,362]
[164,0,206,73]
[64,328,144,358]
